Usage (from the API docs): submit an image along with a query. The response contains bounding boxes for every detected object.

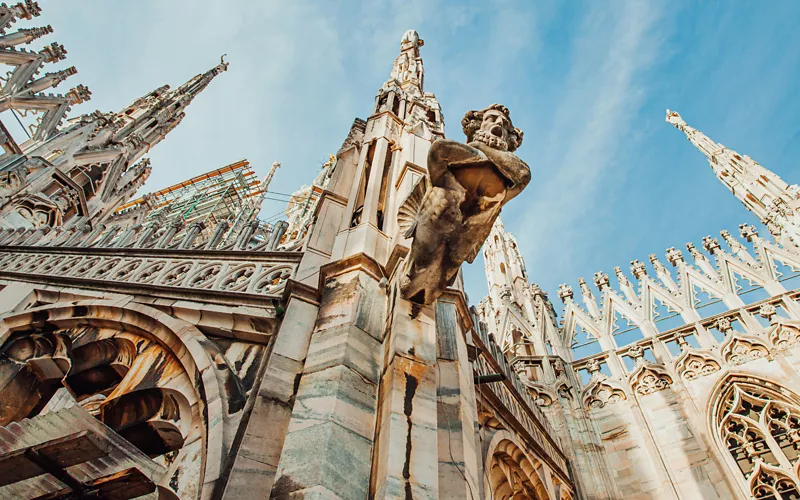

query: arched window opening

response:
[612,310,644,347]
[713,377,800,498]
[733,272,772,305]
[571,323,602,361]
[773,258,800,292]
[487,439,549,500]
[693,286,729,318]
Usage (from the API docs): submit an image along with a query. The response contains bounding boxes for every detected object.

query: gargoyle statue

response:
[398,104,531,304]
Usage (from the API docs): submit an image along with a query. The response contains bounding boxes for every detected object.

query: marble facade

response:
[1,4,798,500]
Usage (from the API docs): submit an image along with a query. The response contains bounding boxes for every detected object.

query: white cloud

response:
[514,0,669,286]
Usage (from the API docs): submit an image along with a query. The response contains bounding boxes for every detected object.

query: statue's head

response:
[461,104,523,152]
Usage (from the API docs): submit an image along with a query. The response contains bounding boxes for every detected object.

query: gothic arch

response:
[582,376,627,411]
[484,430,553,499]
[708,373,800,499]
[0,300,236,499]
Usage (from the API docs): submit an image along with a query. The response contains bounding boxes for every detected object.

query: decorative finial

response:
[665,109,687,130]
[630,259,647,279]
[666,247,683,266]
[702,236,721,254]
[593,271,609,290]
[739,223,758,242]
[557,283,573,302]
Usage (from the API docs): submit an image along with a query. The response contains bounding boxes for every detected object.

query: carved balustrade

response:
[472,317,569,479]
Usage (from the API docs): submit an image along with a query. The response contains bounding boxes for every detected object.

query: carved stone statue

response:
[398,104,531,304]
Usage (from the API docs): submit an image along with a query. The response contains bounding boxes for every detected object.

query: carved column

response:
[178,221,204,249]
[370,292,439,499]
[205,219,229,250]
[433,294,480,498]
[155,220,182,249]
[267,220,288,250]
[270,259,386,500]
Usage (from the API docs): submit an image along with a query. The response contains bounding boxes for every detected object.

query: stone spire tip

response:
[401,29,423,47]
[665,109,686,129]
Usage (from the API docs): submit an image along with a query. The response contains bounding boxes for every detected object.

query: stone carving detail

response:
[525,383,555,407]
[675,350,720,380]
[398,104,530,304]
[768,323,800,351]
[721,334,770,365]
[583,378,627,410]
[630,364,672,396]
[0,249,298,298]
[713,378,800,498]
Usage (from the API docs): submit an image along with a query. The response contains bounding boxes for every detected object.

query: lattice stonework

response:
[712,377,800,498]
[0,248,298,298]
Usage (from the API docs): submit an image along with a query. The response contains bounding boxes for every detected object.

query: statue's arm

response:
[470,142,531,200]
[427,140,484,185]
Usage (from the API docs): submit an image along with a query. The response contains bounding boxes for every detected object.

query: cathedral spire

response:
[388,30,425,97]
[667,109,800,246]
[172,55,229,106]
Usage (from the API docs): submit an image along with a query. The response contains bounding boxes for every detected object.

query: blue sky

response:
[33,1,800,306]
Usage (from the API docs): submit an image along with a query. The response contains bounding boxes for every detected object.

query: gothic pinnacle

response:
[65,84,91,105]
[39,41,66,63]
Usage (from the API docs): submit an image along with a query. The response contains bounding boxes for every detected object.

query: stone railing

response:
[571,290,800,405]
[0,217,290,253]
[472,313,569,477]
[0,217,301,304]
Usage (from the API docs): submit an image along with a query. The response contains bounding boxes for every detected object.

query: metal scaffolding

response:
[114,159,266,243]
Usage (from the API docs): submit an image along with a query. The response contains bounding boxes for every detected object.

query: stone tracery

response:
[712,376,800,498]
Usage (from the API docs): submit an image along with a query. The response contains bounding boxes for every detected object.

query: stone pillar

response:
[434,294,480,498]
[205,219,229,250]
[221,282,321,498]
[371,293,438,499]
[271,258,386,499]
[178,221,204,249]
[133,221,159,248]
[267,220,289,250]
[155,220,182,249]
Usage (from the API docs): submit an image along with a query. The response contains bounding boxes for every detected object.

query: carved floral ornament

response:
[0,251,295,297]
[629,363,673,396]
[583,376,627,410]
[720,334,770,366]
[768,322,800,351]
[675,349,721,381]
[525,383,555,407]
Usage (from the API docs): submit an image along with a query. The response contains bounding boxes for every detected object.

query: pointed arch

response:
[709,373,800,498]
[674,348,720,381]
[582,376,627,411]
[719,333,770,366]
[484,431,553,500]
[628,363,672,396]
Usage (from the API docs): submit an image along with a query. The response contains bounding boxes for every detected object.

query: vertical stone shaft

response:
[220,286,319,498]
[371,296,439,499]
[270,264,386,499]
[434,297,480,499]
